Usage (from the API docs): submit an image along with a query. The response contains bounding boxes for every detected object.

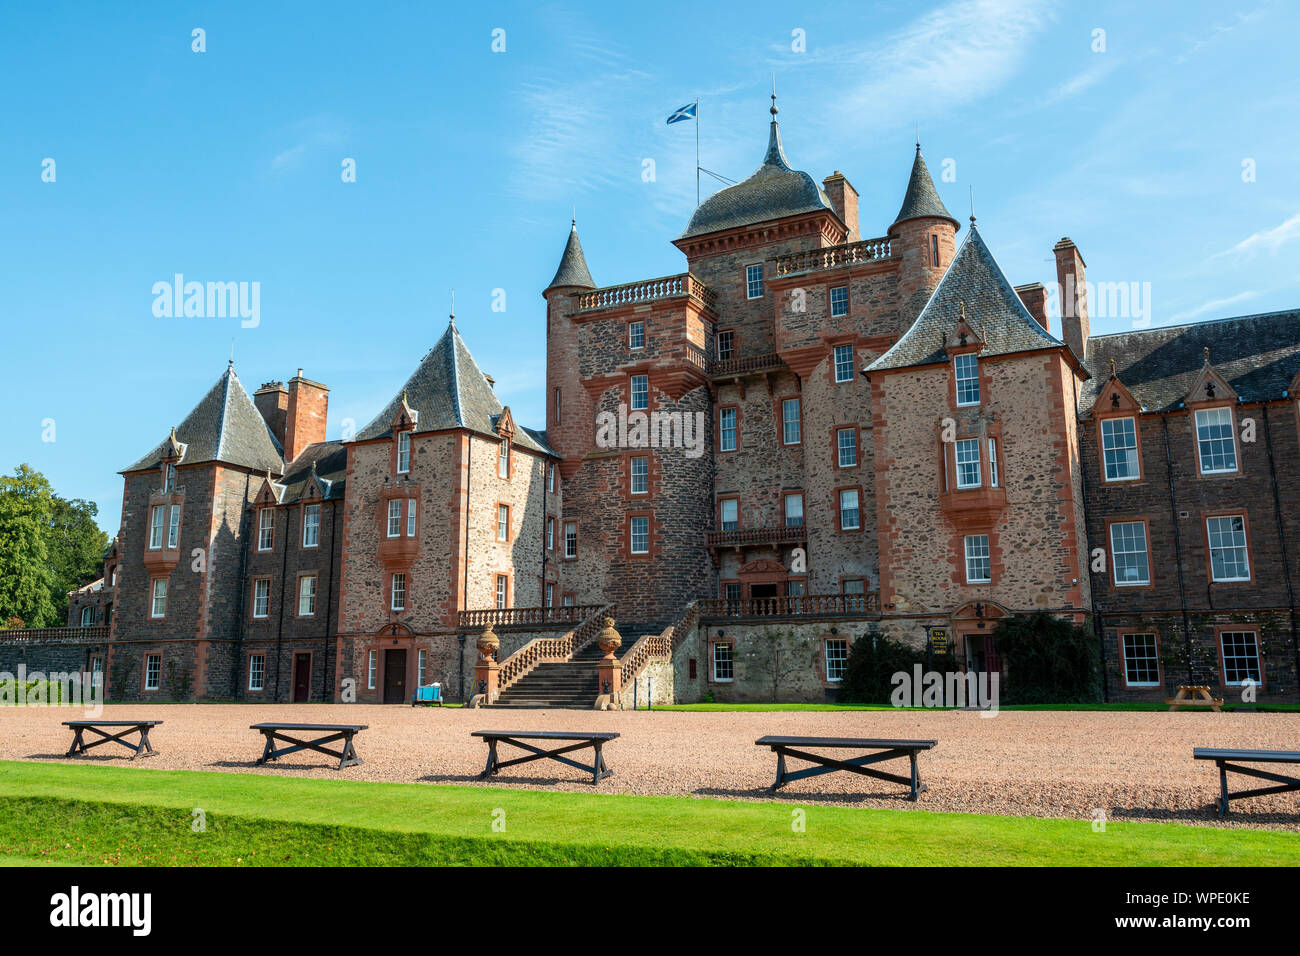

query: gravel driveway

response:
[3,705,1298,830]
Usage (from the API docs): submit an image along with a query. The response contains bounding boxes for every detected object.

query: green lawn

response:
[0,761,1294,866]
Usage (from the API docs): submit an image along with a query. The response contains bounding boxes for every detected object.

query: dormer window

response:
[163,463,176,492]
[397,432,411,474]
[954,353,980,406]
[1195,407,1237,474]
[497,439,510,478]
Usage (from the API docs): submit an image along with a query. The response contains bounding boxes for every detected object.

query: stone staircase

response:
[489,638,630,709]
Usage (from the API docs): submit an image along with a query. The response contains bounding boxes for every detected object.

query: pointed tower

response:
[889,144,960,320]
[544,218,598,476]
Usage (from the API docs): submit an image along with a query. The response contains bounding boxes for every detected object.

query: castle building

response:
[13,99,1300,706]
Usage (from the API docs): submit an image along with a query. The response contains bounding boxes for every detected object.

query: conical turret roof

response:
[892,146,959,229]
[546,221,596,292]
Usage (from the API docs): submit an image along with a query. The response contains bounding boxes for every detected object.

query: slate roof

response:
[679,114,837,240]
[892,146,959,229]
[868,224,1069,372]
[122,365,285,474]
[354,321,553,454]
[546,222,596,291]
[276,441,348,504]
[1080,309,1300,414]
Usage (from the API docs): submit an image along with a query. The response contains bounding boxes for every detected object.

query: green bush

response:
[993,611,1101,704]
[837,634,927,704]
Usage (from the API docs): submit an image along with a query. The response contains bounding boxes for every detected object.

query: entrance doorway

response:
[292,654,311,703]
[383,649,408,704]
[750,583,779,600]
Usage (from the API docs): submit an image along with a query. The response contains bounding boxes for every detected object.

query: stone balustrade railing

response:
[705,525,807,549]
[771,236,893,277]
[619,601,699,686]
[708,351,786,378]
[496,603,615,692]
[574,273,716,313]
[696,593,879,620]
[0,626,108,644]
[458,605,603,630]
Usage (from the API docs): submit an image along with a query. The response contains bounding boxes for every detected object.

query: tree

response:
[992,611,1102,704]
[45,496,108,620]
[0,465,57,627]
[838,633,927,704]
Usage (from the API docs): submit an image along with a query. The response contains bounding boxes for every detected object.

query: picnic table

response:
[1167,685,1223,711]
[63,720,162,760]
[1193,747,1300,817]
[473,730,619,785]
[250,722,367,770]
[755,736,938,800]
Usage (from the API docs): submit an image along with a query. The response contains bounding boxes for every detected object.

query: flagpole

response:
[695,99,700,207]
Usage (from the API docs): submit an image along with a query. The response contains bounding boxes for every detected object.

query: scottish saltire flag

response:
[666,101,697,124]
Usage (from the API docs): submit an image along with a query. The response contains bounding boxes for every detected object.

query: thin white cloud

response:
[1167,290,1259,324]
[269,115,349,173]
[1212,212,1300,259]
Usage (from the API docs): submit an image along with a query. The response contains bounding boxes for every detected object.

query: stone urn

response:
[477,623,500,663]
[596,617,622,660]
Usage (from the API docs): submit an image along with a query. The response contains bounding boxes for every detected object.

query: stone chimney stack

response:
[1053,237,1089,361]
[284,369,329,463]
[1014,282,1050,333]
[253,381,288,446]
[822,172,860,242]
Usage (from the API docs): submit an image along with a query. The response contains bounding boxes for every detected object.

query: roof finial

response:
[449,289,455,326]
[969,185,976,225]
[770,74,778,118]
[1109,357,1116,378]
[572,205,576,227]
[229,338,235,370]
[915,123,920,150]
[1204,346,1210,364]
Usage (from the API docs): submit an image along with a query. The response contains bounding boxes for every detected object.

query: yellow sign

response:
[927,626,951,655]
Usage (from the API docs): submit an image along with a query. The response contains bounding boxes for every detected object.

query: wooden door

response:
[292,654,311,703]
[383,649,407,704]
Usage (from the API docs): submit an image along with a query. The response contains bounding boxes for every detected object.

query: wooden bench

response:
[250,722,367,770]
[755,736,938,800]
[63,720,162,760]
[473,730,619,785]
[1167,685,1223,711]
[1193,747,1300,817]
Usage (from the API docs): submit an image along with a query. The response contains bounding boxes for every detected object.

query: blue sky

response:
[2,0,1297,535]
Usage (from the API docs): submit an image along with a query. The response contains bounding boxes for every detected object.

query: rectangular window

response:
[1206,515,1250,582]
[785,493,804,528]
[417,648,427,686]
[367,650,377,690]
[80,606,95,626]
[830,286,849,318]
[782,398,801,445]
[258,508,274,551]
[842,579,865,612]
[406,498,416,537]
[253,579,270,618]
[826,639,849,681]
[833,344,855,383]
[387,500,402,538]
[930,234,940,267]
[563,593,575,607]
[547,465,555,493]
[545,583,554,608]
[630,375,649,411]
[628,320,644,349]
[1121,634,1160,687]
[554,387,562,424]
[397,432,411,474]
[1220,631,1262,686]
[955,438,981,489]
[630,516,650,554]
[1110,521,1151,586]
[745,264,764,299]
[151,579,167,618]
[164,462,176,492]
[713,642,734,681]
[166,505,180,549]
[498,439,510,478]
[954,353,980,406]
[564,521,577,559]
[630,456,649,495]
[298,574,317,616]
[965,534,991,583]
[837,428,857,467]
[839,489,860,531]
[144,653,161,691]
[1101,417,1140,481]
[1195,407,1237,474]
[719,498,738,531]
[988,439,999,488]
[303,503,320,547]
[391,573,406,611]
[495,575,508,609]
[723,582,741,604]
[719,408,737,451]
[492,504,507,542]
[149,506,165,550]
[248,654,265,692]
[546,517,555,550]
[716,329,735,361]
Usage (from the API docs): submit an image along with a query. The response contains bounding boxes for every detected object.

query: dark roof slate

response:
[678,119,836,240]
[892,146,958,229]
[1080,309,1300,413]
[276,441,348,504]
[122,366,285,474]
[354,322,551,454]
[546,222,596,291]
[868,224,1067,372]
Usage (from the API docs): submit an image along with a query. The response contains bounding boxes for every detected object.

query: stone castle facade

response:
[13,101,1300,706]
